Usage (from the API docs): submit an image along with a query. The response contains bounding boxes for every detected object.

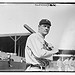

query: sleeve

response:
[27,34,56,58]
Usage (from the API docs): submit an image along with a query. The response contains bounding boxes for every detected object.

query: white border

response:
[0,0,75,2]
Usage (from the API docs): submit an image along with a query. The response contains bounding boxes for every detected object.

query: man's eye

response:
[43,25,47,27]
[43,25,50,28]
[47,27,50,28]
[44,26,46,27]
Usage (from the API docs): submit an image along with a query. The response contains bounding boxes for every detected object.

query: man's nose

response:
[45,27,49,29]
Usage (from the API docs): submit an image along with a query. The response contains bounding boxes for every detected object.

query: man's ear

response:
[38,25,40,31]
[38,25,40,27]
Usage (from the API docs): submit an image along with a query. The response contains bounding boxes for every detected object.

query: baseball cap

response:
[39,19,51,26]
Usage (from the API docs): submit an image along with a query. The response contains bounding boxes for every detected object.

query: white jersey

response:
[25,32,56,65]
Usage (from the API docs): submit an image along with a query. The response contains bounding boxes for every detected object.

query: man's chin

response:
[44,33,48,35]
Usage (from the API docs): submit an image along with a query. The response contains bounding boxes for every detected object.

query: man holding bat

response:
[25,19,58,71]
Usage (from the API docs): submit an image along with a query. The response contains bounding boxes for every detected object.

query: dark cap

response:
[39,19,51,26]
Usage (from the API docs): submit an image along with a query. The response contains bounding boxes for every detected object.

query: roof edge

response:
[0,33,31,37]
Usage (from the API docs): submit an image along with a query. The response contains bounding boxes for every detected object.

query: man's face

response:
[38,24,50,36]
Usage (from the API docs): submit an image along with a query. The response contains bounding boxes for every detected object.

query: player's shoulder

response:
[28,33,37,39]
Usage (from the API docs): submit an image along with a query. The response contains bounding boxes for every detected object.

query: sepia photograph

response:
[0,1,75,72]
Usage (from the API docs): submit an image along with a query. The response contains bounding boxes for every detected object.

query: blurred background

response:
[0,3,75,51]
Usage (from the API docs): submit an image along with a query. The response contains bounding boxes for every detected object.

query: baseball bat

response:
[23,24,36,33]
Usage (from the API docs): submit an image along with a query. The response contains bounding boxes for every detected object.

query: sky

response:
[0,3,75,50]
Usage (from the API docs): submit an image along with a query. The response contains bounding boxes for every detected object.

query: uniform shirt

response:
[25,32,57,65]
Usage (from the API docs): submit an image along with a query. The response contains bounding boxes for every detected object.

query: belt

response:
[26,64,45,69]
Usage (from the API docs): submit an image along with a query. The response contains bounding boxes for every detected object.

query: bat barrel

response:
[24,24,36,33]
